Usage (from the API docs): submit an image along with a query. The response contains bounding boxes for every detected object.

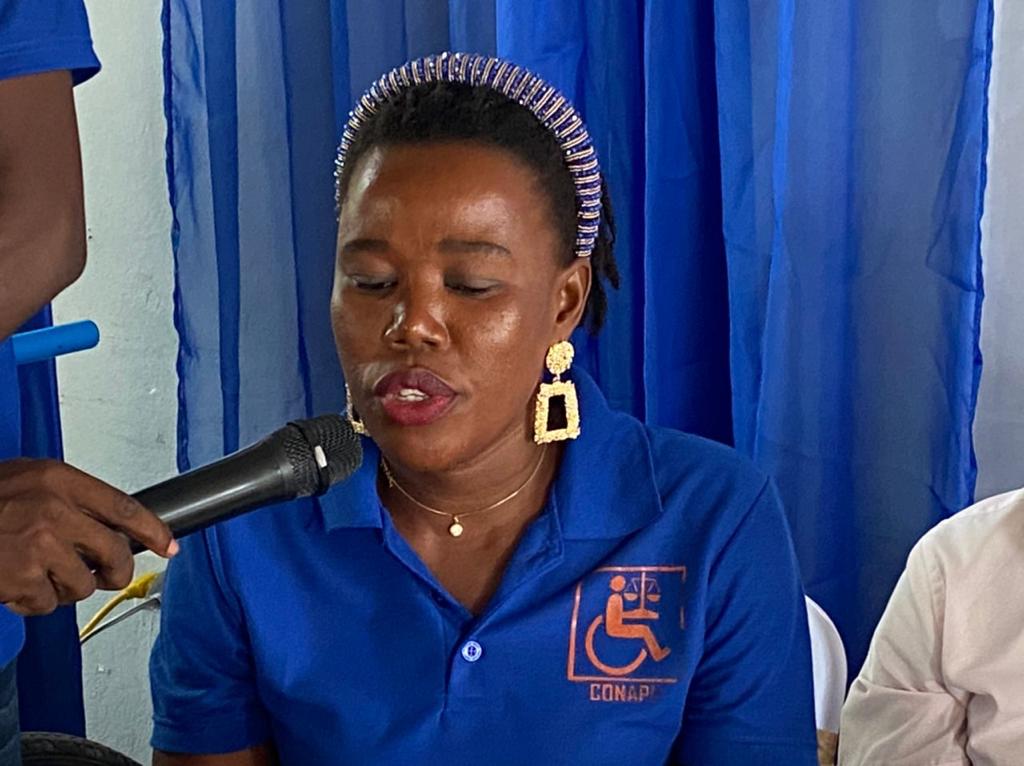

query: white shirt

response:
[839,488,1024,765]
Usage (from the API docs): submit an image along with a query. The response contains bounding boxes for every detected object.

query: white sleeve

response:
[838,539,970,765]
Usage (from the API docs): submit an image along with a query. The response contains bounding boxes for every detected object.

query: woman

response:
[150,53,816,765]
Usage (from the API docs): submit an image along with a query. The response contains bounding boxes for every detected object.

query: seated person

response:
[840,487,1024,764]
[149,53,817,766]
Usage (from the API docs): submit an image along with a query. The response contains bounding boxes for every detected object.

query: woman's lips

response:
[373,368,458,427]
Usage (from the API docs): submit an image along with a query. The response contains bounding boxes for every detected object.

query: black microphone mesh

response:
[285,414,363,495]
[281,425,322,496]
[310,414,363,483]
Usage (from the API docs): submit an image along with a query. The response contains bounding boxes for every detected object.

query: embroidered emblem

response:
[567,566,686,702]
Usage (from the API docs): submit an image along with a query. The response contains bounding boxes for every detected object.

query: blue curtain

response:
[716,0,991,671]
[15,307,85,736]
[163,0,991,675]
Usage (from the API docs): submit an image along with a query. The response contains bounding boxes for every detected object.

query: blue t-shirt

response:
[0,0,100,666]
[150,371,817,764]
[0,0,99,84]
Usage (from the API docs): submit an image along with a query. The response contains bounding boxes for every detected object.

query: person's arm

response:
[838,539,968,765]
[153,743,277,766]
[150,529,275,758]
[671,480,817,765]
[0,68,87,339]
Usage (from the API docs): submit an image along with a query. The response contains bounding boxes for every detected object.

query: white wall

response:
[52,1,176,761]
[975,0,1024,501]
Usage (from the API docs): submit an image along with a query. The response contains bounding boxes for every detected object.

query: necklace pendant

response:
[448,519,464,538]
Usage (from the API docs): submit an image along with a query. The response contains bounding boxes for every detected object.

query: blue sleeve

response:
[672,480,817,765]
[149,529,272,754]
[0,0,100,83]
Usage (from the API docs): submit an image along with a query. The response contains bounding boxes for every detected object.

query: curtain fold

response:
[163,0,992,678]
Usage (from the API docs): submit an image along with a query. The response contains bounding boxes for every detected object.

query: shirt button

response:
[460,640,483,663]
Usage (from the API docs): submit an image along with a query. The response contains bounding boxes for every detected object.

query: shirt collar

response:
[317,368,663,540]
[317,438,384,532]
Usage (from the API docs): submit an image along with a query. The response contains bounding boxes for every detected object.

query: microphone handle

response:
[128,436,299,553]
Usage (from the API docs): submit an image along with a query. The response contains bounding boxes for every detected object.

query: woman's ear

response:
[552,259,592,340]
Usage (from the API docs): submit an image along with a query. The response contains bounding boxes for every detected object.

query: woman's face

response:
[332,142,590,472]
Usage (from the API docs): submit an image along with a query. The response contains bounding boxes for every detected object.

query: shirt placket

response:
[378,503,566,716]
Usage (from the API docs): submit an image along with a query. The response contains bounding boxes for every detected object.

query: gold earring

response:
[346,384,368,436]
[534,340,580,444]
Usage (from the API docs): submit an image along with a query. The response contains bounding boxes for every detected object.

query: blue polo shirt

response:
[151,371,816,764]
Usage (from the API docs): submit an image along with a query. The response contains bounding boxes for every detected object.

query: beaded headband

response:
[334,52,603,259]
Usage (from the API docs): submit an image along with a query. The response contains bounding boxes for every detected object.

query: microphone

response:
[128,415,363,553]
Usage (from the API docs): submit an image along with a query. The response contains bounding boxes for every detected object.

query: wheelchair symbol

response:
[584,573,671,676]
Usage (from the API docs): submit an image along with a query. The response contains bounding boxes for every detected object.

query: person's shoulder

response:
[642,424,773,528]
[645,424,768,492]
[203,495,319,565]
[916,487,1024,567]
[230,495,318,534]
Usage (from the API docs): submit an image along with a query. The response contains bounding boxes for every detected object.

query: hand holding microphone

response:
[0,459,176,616]
[0,415,362,615]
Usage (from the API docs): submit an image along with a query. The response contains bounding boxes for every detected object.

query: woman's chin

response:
[369,422,474,474]
[366,401,532,474]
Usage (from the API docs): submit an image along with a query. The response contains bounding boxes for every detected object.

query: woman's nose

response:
[384,286,448,351]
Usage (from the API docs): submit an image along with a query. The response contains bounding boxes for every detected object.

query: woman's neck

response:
[378,427,560,539]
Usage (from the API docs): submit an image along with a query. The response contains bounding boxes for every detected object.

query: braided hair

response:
[335,81,619,333]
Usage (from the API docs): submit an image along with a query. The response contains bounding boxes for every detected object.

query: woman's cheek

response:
[333,296,383,351]
[458,302,528,358]
[461,305,547,389]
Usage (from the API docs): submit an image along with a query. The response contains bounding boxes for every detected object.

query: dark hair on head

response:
[335,81,619,333]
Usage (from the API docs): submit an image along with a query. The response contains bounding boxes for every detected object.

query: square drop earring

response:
[533,340,581,444]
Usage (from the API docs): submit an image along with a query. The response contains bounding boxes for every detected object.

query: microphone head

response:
[282,414,363,496]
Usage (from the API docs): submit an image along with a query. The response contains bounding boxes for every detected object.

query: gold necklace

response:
[380,448,548,538]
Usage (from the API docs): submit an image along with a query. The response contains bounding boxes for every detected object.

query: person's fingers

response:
[43,462,177,557]
[43,535,98,604]
[15,513,97,605]
[34,499,136,590]
[65,513,136,591]
[2,577,59,616]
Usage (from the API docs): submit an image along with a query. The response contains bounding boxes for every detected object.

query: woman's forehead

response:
[341,143,553,238]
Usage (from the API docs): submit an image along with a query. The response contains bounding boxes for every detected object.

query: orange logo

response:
[567,566,686,702]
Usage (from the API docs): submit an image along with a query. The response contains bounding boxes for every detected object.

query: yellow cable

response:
[78,571,160,640]
[121,570,160,600]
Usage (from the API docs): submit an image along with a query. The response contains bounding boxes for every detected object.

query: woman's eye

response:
[350,276,395,292]
[446,281,498,296]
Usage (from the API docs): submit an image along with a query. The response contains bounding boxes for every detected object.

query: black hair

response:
[335,81,619,333]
